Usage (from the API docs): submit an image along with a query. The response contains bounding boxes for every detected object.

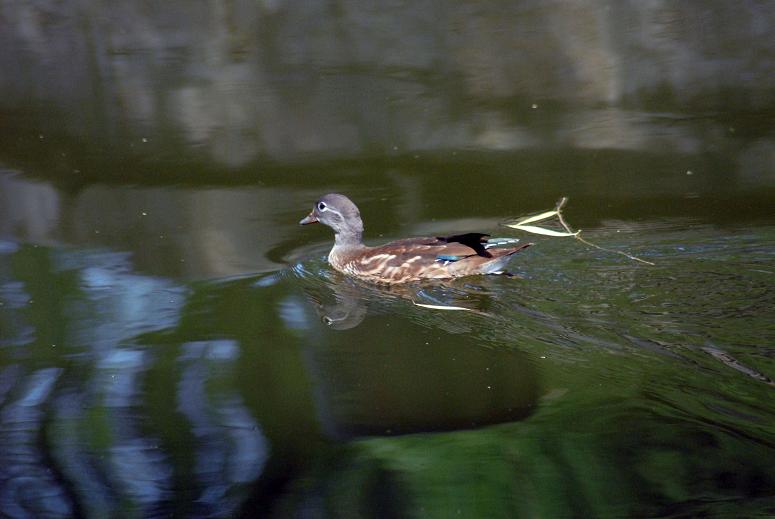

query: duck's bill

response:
[299,213,319,225]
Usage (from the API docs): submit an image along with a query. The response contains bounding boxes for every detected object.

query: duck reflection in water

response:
[301,266,504,331]
[307,277,371,330]
[297,273,540,439]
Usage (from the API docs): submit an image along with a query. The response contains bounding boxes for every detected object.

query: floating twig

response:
[505,207,578,236]
[410,299,492,317]
[504,197,655,265]
[555,197,655,265]
[411,300,475,311]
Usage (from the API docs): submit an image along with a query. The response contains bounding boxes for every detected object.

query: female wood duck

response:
[300,194,532,284]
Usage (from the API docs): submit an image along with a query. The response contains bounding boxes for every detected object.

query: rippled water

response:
[2,181,773,516]
[2,1,775,517]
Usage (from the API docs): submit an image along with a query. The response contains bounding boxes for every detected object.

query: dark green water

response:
[1,2,775,518]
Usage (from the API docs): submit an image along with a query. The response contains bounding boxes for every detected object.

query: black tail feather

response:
[436,233,492,257]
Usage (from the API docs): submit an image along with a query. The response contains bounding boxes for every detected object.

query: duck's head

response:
[300,193,364,243]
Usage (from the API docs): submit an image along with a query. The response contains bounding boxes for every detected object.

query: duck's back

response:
[331,234,531,284]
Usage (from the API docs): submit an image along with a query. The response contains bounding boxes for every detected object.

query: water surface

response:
[1,2,774,517]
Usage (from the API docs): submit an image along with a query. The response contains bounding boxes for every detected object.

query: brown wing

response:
[342,235,531,283]
[345,237,486,282]
[446,243,532,276]
[370,237,483,262]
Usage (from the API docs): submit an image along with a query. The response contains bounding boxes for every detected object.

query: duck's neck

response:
[330,231,366,269]
[334,230,364,249]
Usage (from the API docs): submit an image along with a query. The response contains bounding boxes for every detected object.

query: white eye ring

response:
[317,202,327,211]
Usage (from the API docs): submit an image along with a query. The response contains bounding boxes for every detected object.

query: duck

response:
[299,193,532,284]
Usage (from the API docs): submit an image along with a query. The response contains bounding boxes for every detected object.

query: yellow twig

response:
[554,197,655,266]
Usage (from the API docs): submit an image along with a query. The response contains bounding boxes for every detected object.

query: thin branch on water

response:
[411,299,491,317]
[554,196,655,266]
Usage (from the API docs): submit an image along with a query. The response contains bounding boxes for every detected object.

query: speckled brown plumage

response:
[300,193,531,284]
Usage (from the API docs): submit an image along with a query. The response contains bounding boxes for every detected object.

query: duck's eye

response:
[317,202,327,211]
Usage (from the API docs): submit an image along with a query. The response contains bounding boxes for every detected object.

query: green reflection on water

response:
[1,2,775,515]
[277,400,775,518]
[1,226,773,516]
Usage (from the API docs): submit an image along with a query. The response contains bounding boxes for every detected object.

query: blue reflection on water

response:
[177,341,268,516]
[0,368,71,518]
[0,246,272,517]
